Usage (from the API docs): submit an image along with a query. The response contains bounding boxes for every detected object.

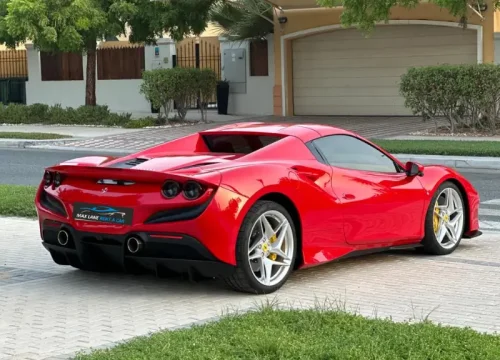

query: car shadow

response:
[46,268,245,296]
[5,241,481,297]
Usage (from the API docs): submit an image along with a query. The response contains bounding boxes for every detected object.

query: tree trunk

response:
[85,41,97,106]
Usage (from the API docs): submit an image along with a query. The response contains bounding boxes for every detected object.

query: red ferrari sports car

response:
[35,122,481,294]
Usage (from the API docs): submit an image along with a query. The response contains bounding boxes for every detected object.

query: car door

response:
[310,134,427,245]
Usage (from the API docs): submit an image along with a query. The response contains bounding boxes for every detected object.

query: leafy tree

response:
[2,0,216,106]
[210,0,274,41]
[317,0,500,33]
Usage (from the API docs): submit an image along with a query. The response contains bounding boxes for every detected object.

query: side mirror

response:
[405,161,424,177]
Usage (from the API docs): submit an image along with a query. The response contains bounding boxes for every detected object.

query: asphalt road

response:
[0,148,125,186]
[1,147,499,197]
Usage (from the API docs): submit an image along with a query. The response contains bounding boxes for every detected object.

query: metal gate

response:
[0,50,28,105]
[172,37,221,109]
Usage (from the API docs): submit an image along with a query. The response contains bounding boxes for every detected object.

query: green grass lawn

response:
[0,184,37,218]
[74,308,500,360]
[373,139,500,157]
[0,132,71,140]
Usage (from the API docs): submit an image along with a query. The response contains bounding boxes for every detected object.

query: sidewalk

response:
[0,112,268,149]
[387,135,500,141]
[2,116,500,170]
[396,154,500,170]
[2,215,500,359]
[2,115,436,150]
[0,124,145,138]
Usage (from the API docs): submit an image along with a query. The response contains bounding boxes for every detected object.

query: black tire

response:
[421,181,465,255]
[223,200,297,294]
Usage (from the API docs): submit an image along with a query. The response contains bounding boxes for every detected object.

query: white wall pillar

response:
[145,37,175,70]
[219,34,274,116]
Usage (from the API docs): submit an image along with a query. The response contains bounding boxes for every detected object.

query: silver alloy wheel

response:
[247,210,294,287]
[433,187,465,249]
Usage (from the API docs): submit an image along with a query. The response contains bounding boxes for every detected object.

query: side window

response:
[312,135,400,173]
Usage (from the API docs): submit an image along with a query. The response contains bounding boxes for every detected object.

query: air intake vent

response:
[108,158,149,169]
[125,158,149,166]
[179,162,218,169]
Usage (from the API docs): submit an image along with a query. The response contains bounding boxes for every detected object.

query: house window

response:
[249,39,268,76]
[40,52,84,81]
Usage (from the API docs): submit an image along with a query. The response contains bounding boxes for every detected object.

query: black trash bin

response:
[151,103,160,113]
[216,80,229,115]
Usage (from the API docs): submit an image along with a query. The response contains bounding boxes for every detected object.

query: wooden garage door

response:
[292,25,477,116]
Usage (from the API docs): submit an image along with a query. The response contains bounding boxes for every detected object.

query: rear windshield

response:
[202,134,283,154]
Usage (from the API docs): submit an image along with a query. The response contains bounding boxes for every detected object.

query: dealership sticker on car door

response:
[72,203,133,225]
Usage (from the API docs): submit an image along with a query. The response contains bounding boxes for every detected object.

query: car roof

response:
[199,122,356,142]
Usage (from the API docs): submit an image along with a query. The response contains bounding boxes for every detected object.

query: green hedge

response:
[400,64,500,133]
[0,103,160,128]
[140,67,218,124]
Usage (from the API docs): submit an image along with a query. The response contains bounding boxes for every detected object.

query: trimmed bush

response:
[0,103,163,128]
[0,103,134,126]
[140,67,218,123]
[170,67,199,121]
[196,68,218,123]
[400,64,500,133]
[140,69,176,124]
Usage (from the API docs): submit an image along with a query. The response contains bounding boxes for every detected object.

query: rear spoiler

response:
[45,165,221,186]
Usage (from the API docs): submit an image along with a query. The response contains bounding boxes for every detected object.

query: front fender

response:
[418,165,480,235]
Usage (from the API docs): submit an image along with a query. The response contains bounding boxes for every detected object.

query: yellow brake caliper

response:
[433,201,440,233]
[268,234,277,261]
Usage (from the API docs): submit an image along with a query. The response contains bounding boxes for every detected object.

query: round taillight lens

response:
[44,171,52,186]
[54,172,62,187]
[183,181,203,200]
[162,180,181,198]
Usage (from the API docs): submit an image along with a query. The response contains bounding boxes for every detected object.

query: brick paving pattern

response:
[1,215,500,359]
[31,116,439,152]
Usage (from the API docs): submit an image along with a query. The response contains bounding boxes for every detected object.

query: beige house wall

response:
[272,2,495,116]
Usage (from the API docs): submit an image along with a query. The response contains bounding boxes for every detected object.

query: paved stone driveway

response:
[31,116,437,152]
[2,216,500,360]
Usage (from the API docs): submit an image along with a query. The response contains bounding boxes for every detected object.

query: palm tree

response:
[209,0,274,41]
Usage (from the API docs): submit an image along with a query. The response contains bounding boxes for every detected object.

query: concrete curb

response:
[394,154,500,170]
[0,138,84,149]
[28,144,134,155]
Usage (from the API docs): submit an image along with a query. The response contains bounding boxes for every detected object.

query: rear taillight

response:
[44,171,52,186]
[161,179,205,200]
[54,172,62,187]
[183,181,203,200]
[43,170,63,188]
[161,180,181,198]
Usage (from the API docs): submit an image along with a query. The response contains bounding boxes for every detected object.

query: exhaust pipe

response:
[126,236,143,254]
[57,230,70,246]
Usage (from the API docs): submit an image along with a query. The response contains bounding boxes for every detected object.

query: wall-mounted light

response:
[278,16,288,24]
